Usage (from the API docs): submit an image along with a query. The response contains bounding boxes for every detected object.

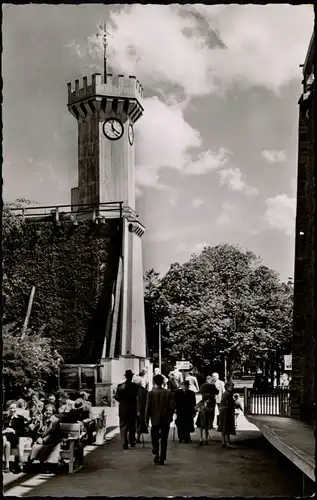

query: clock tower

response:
[67,64,152,397]
[68,72,144,211]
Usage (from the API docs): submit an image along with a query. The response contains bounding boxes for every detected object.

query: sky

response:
[3,4,314,282]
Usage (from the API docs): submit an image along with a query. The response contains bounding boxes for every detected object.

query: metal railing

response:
[244,388,291,417]
[5,201,125,221]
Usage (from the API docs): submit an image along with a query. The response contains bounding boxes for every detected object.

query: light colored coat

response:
[215,379,225,404]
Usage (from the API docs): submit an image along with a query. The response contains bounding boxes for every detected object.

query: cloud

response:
[135,96,201,190]
[80,5,313,97]
[176,241,209,255]
[136,96,201,172]
[66,5,312,195]
[218,168,259,196]
[65,40,85,59]
[263,194,296,236]
[201,5,313,95]
[216,201,235,227]
[183,148,230,176]
[102,5,217,96]
[169,198,178,207]
[135,96,231,191]
[146,223,198,243]
[262,149,287,164]
[191,198,204,208]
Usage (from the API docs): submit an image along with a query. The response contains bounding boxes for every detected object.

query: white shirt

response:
[215,379,225,404]
[187,375,199,393]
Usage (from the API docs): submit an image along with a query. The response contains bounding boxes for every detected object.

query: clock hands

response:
[111,122,121,136]
[103,118,123,140]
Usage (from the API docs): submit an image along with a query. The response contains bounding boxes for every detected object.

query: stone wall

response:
[78,116,100,206]
[291,84,315,425]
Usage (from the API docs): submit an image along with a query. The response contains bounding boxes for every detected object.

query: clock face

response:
[128,124,134,145]
[103,118,124,141]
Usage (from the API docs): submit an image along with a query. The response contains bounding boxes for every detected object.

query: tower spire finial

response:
[97,21,112,84]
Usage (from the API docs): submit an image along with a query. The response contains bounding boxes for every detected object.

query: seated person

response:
[16,386,34,413]
[78,390,92,407]
[29,404,61,467]
[45,394,57,413]
[16,397,27,412]
[27,391,44,417]
[3,401,31,473]
[57,391,75,413]
[71,398,95,443]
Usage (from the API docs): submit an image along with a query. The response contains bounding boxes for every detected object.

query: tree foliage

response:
[3,323,61,399]
[3,200,121,362]
[144,244,293,377]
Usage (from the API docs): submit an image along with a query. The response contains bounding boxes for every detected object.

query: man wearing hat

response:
[72,392,94,443]
[114,370,139,450]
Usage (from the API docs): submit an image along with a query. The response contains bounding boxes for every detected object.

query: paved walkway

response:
[4,415,302,497]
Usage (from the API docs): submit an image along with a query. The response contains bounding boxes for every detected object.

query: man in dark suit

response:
[115,370,139,449]
[145,374,174,465]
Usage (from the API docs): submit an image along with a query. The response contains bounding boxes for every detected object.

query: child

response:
[233,393,243,429]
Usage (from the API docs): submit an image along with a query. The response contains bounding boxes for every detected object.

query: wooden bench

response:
[60,422,86,473]
[9,423,87,474]
[7,408,107,473]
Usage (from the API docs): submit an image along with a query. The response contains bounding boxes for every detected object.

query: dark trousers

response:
[120,417,136,446]
[177,423,191,441]
[176,414,193,442]
[151,424,170,461]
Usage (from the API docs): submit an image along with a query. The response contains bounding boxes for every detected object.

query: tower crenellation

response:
[67,72,143,106]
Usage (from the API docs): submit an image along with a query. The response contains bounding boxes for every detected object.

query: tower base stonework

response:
[95,213,152,406]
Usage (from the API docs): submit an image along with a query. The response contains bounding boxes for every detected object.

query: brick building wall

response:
[291,33,315,426]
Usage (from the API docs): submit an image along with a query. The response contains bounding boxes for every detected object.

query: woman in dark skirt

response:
[174,381,196,443]
[218,381,236,448]
[196,376,219,445]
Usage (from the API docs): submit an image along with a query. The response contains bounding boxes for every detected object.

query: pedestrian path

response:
[4,416,300,497]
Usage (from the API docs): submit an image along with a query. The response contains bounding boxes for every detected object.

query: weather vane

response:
[97,21,112,84]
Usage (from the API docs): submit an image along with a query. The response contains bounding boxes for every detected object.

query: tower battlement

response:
[67,73,144,105]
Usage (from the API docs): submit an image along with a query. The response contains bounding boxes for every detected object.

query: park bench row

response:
[10,408,107,474]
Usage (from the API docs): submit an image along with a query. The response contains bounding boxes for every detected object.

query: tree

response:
[146,244,293,378]
[144,269,163,361]
[3,323,61,400]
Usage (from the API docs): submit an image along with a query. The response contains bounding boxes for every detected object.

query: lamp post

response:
[158,322,162,372]
[219,350,228,382]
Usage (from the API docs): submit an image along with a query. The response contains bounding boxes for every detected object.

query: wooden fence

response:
[244,388,291,417]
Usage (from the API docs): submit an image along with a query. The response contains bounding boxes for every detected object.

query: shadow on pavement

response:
[3,426,119,496]
[4,427,306,497]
